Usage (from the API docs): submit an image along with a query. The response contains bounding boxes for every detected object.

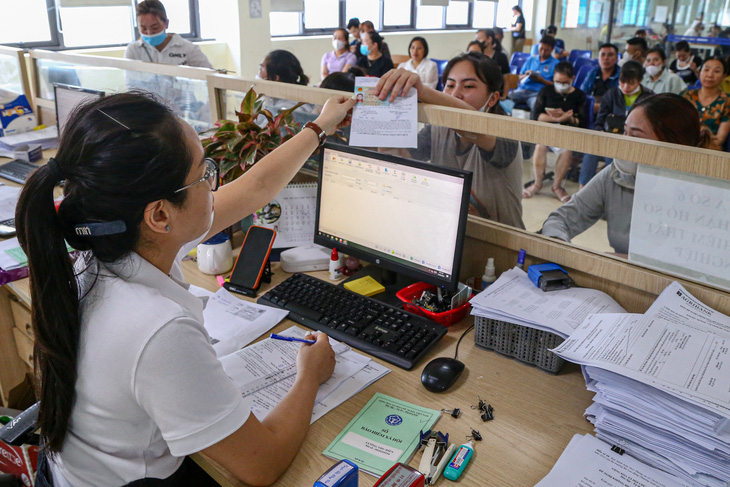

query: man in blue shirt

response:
[511,36,560,111]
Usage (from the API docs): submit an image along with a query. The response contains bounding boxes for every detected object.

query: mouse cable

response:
[453,324,474,361]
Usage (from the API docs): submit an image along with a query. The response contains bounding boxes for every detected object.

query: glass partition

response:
[34,58,212,132]
[0,52,25,95]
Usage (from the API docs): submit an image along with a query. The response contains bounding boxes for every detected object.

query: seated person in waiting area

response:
[467,40,486,54]
[580,43,620,115]
[681,56,730,150]
[510,36,560,111]
[398,36,439,90]
[620,37,647,67]
[669,40,702,84]
[542,94,712,255]
[356,31,394,77]
[125,0,213,69]
[375,54,525,229]
[579,61,653,187]
[530,25,568,59]
[524,61,587,203]
[641,47,685,94]
[321,28,357,80]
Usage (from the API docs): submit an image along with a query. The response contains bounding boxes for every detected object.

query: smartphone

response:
[224,225,276,296]
[0,218,16,238]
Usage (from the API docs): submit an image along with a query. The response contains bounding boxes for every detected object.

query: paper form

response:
[349,77,418,148]
[536,434,692,486]
[201,287,289,357]
[645,281,730,338]
[552,313,730,418]
[0,185,19,222]
[469,267,625,337]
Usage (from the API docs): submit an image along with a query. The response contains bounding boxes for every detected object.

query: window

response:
[383,0,411,26]
[346,0,381,29]
[162,0,192,35]
[416,3,444,29]
[304,0,340,29]
[472,1,497,28]
[60,6,134,48]
[270,12,302,36]
[446,1,470,25]
[495,0,515,28]
[0,0,52,45]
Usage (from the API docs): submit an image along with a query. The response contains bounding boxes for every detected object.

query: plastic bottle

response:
[329,248,342,281]
[443,441,474,481]
[481,258,496,290]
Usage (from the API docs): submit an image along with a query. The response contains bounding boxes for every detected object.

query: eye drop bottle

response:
[443,441,474,481]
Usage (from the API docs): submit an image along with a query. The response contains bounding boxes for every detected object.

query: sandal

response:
[522,183,542,198]
[552,186,571,203]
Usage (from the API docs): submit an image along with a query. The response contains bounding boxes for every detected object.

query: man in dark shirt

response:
[580,43,620,113]
[524,61,586,203]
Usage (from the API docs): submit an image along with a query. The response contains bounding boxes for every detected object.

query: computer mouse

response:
[421,357,465,393]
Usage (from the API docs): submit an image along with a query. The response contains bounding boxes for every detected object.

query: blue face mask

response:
[360,44,369,56]
[141,31,167,47]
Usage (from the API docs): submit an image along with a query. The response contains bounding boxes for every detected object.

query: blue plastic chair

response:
[510,52,530,75]
[568,50,592,64]
[689,80,702,89]
[584,95,596,130]
[432,58,449,91]
[573,64,594,89]
[573,57,597,73]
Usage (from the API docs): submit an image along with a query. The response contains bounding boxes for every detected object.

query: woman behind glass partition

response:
[541,93,712,255]
[375,53,524,229]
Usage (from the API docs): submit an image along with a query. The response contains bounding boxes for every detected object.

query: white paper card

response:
[350,77,418,148]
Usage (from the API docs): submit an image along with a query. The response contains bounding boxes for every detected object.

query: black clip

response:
[611,445,625,455]
[471,396,494,422]
[467,427,483,441]
[441,408,461,418]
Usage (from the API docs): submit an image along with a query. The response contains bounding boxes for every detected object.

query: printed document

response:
[552,313,730,418]
[349,77,418,148]
[645,281,730,337]
[470,267,625,337]
[0,185,19,222]
[322,393,440,477]
[536,434,692,486]
[201,287,289,357]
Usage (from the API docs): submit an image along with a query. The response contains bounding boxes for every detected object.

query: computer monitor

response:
[314,143,472,292]
[53,84,104,135]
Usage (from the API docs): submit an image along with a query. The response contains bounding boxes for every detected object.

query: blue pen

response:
[517,249,526,269]
[269,333,316,345]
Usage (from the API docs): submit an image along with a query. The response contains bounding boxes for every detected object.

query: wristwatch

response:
[304,121,327,148]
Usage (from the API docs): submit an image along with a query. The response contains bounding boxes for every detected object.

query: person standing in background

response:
[125,0,213,68]
[507,6,526,53]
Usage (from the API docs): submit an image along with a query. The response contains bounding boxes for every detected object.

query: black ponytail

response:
[15,91,192,453]
[264,50,310,86]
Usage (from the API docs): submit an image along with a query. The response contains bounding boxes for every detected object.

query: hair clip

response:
[74,220,127,237]
[441,408,461,418]
[97,109,131,131]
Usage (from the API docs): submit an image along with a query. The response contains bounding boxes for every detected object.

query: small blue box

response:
[314,459,358,487]
[527,263,571,291]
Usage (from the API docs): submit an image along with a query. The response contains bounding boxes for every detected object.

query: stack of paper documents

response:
[469,267,626,337]
[552,282,730,487]
[219,325,390,423]
[0,126,58,158]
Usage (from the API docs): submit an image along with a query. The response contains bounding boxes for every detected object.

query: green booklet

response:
[322,393,440,477]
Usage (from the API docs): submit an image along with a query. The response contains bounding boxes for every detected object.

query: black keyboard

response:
[258,273,448,370]
[0,159,38,184]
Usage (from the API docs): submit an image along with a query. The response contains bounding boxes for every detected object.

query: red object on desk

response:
[373,463,425,487]
[396,282,471,327]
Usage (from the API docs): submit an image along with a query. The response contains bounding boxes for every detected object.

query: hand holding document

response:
[470,267,625,337]
[536,434,692,487]
[349,77,418,148]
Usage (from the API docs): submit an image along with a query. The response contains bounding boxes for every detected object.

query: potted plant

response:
[200,86,304,185]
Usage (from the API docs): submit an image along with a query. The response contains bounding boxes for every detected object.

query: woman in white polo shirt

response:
[19,91,355,487]
[125,0,213,69]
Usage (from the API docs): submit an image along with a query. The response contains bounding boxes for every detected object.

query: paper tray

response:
[473,316,566,373]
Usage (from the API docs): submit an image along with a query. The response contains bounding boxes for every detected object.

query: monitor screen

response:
[314,144,472,291]
[53,84,104,135]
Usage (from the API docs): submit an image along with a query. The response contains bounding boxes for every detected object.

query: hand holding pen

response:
[274,332,335,385]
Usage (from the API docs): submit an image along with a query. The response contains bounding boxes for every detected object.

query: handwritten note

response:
[629,165,730,292]
[349,77,417,148]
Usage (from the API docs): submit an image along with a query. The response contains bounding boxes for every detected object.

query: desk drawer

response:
[10,299,33,340]
[13,327,34,370]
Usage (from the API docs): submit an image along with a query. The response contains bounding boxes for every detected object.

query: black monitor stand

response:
[339,264,418,308]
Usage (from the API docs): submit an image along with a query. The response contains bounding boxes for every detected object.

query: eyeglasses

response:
[174,158,219,194]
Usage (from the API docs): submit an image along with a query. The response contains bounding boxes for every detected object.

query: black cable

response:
[453,324,474,361]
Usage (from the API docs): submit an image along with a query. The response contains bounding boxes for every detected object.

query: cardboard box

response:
[0,94,36,138]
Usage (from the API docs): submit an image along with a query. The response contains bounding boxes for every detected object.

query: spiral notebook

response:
[254,183,317,248]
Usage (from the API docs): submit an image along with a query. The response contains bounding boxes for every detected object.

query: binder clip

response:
[417,430,454,485]
[374,463,425,487]
[441,408,461,418]
[467,427,483,441]
[471,395,495,422]
[314,459,358,487]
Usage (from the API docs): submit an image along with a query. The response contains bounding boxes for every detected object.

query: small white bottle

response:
[329,248,342,281]
[481,258,496,290]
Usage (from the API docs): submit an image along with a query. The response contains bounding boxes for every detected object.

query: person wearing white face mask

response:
[125,0,213,69]
[642,47,686,94]
[541,93,712,256]
[525,61,587,202]
[618,37,647,68]
[353,20,390,60]
[321,28,357,81]
[374,53,525,229]
[594,61,653,135]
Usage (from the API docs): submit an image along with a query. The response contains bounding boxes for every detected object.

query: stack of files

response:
[469,267,625,337]
[0,126,58,158]
[0,237,30,285]
[552,282,730,487]
[219,325,390,423]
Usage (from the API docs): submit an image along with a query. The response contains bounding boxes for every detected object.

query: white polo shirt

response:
[50,245,250,487]
[125,34,214,69]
